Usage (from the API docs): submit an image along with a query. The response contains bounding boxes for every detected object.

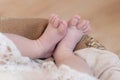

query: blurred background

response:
[0,0,120,55]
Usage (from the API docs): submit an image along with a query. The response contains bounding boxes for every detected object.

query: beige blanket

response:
[75,48,120,80]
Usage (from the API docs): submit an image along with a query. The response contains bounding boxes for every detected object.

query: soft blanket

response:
[0,33,96,80]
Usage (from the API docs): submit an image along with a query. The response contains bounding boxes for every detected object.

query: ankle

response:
[58,38,78,51]
[54,48,73,61]
[55,45,74,54]
[54,52,74,65]
[36,37,48,50]
[33,39,47,56]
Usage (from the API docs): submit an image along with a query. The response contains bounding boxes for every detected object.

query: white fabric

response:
[75,48,120,80]
[0,33,96,80]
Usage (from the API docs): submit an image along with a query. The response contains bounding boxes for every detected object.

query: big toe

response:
[68,15,80,27]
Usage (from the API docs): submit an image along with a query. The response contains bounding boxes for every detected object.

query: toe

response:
[58,20,67,35]
[82,20,89,30]
[49,14,55,24]
[77,20,86,29]
[74,15,81,20]
[53,16,60,28]
[83,24,91,33]
[77,20,91,34]
[49,14,59,26]
[68,15,80,27]
[51,15,57,24]
[49,15,53,23]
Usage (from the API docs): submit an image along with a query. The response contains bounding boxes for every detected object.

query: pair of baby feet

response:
[37,14,91,58]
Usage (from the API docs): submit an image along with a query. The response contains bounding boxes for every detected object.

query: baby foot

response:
[36,14,67,58]
[54,15,91,58]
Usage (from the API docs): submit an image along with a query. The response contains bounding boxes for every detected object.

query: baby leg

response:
[4,14,67,59]
[54,15,92,75]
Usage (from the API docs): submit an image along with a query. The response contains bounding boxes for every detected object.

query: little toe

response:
[53,16,60,28]
[52,15,58,23]
[51,15,57,24]
[49,15,53,23]
[58,20,67,35]
[82,20,89,30]
[49,14,55,24]
[83,24,91,33]
[49,14,59,25]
